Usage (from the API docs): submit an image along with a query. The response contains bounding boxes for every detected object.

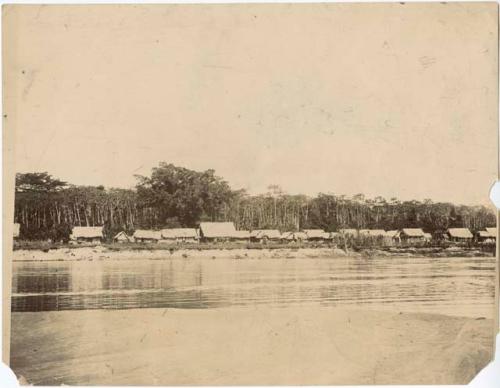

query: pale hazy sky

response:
[4,3,498,204]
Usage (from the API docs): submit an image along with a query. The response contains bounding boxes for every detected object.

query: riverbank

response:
[12,246,351,261]
[11,244,494,262]
[10,307,493,385]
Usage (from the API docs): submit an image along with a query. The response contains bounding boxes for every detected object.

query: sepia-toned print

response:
[2,3,498,386]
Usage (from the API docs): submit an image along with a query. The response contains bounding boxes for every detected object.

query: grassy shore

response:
[10,307,494,385]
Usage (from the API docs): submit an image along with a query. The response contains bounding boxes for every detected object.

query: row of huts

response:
[340,227,497,244]
[12,222,497,245]
[65,223,334,244]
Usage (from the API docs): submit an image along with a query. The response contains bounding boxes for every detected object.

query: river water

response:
[11,255,496,318]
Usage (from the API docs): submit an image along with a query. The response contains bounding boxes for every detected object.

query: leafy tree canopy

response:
[135,162,234,227]
[16,172,66,193]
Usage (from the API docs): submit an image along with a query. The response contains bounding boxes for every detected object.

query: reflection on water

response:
[11,256,496,317]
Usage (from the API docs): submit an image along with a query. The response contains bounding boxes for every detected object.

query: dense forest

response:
[14,163,496,241]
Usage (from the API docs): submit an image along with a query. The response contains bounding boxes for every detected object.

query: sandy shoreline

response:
[12,245,493,262]
[12,246,354,261]
[10,306,494,385]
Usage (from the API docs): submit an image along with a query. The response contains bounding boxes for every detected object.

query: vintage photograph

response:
[2,3,498,385]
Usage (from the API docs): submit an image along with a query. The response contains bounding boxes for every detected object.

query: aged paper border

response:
[1,0,499,386]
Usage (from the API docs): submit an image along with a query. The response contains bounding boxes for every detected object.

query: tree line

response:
[14,163,496,241]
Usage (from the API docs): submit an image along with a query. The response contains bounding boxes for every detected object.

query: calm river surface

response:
[11,255,496,317]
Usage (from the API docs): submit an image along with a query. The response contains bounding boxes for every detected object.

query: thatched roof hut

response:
[294,232,308,241]
[400,228,425,237]
[250,230,260,238]
[478,230,490,238]
[133,230,161,241]
[113,231,133,243]
[280,231,295,240]
[447,228,473,240]
[13,223,20,238]
[478,228,496,243]
[159,228,199,244]
[71,226,103,243]
[232,230,251,240]
[359,229,387,237]
[478,230,494,239]
[303,229,330,239]
[199,222,237,239]
[250,229,282,240]
[385,230,400,238]
[161,228,199,239]
[339,228,358,236]
[485,227,497,238]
